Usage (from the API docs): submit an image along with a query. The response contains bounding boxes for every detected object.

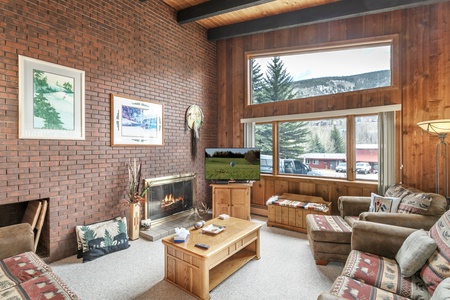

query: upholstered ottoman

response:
[306,214,353,265]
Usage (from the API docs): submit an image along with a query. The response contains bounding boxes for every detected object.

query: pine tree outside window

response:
[249,44,391,105]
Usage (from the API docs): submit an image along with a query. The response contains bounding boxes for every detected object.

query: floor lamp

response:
[417,119,450,198]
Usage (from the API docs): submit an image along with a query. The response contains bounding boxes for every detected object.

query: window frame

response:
[243,105,400,183]
[245,35,400,108]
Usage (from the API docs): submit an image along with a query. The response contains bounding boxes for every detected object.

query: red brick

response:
[0,0,217,262]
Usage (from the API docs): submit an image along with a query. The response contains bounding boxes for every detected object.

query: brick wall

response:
[0,0,217,262]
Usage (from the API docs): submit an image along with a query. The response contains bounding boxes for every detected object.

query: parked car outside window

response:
[356,162,372,174]
[280,159,314,175]
[336,162,347,173]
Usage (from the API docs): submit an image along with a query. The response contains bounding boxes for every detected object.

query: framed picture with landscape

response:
[18,55,85,140]
[110,94,163,146]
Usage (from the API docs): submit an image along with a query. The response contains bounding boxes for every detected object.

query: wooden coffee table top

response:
[162,217,261,258]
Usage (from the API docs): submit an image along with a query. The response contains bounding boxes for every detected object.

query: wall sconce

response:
[417,119,450,198]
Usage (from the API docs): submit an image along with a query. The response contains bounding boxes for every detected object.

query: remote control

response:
[195,243,210,249]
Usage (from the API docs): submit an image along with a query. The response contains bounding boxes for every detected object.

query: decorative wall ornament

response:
[185,105,204,157]
[18,55,85,140]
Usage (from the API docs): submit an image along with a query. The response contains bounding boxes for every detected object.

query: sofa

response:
[318,210,450,300]
[0,223,34,260]
[0,252,79,299]
[306,184,447,265]
[0,224,79,299]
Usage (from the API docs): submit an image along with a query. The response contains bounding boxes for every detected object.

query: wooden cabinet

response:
[211,183,252,220]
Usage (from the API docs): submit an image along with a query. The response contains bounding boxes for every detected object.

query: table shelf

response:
[209,248,256,290]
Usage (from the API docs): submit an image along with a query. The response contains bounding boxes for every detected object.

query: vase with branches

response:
[124,159,149,240]
[123,158,149,206]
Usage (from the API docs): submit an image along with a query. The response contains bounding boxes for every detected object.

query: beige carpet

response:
[50,215,343,300]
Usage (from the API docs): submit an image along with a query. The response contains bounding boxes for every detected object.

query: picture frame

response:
[110,94,164,146]
[18,55,85,140]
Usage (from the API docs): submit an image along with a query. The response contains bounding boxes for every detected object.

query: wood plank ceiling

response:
[160,0,448,40]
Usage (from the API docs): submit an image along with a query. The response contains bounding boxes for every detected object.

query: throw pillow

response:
[384,184,411,199]
[76,217,130,262]
[430,277,450,300]
[420,211,450,295]
[369,193,401,213]
[397,193,432,215]
[395,229,437,277]
[76,218,116,258]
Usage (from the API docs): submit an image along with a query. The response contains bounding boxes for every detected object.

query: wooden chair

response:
[21,200,48,252]
[22,200,42,230]
[33,200,47,252]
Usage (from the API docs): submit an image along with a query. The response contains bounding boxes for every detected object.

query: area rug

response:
[50,215,343,300]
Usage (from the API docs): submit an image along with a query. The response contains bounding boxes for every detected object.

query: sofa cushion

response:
[396,229,437,277]
[421,211,450,295]
[430,277,450,300]
[76,217,130,262]
[343,216,359,227]
[370,193,401,213]
[0,223,34,260]
[328,275,411,300]
[0,252,51,292]
[0,271,79,299]
[342,250,430,299]
[384,184,412,199]
[398,193,433,215]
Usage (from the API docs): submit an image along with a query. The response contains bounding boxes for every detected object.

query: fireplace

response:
[144,173,196,221]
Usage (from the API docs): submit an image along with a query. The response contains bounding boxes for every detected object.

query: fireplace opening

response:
[0,199,50,257]
[144,174,196,221]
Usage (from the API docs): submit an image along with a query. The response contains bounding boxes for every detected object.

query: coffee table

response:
[162,217,261,300]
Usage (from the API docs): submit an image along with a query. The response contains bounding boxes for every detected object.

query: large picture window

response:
[250,113,383,181]
[249,41,393,105]
[244,37,398,186]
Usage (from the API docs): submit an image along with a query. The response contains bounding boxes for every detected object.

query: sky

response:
[254,45,391,81]
[41,71,74,88]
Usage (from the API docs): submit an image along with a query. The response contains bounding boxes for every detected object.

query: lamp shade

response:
[417,119,450,135]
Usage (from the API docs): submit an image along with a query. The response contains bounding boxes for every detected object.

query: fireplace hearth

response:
[144,173,196,221]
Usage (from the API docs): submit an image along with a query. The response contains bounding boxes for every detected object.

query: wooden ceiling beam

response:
[207,0,448,40]
[177,0,275,25]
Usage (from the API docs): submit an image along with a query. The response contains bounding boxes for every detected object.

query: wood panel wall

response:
[216,2,450,213]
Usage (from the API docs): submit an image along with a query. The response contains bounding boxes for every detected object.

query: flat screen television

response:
[205,148,261,182]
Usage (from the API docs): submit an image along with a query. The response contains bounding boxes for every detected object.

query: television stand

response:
[211,180,251,184]
[210,183,252,220]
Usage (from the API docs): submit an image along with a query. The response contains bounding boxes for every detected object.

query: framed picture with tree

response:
[18,55,85,140]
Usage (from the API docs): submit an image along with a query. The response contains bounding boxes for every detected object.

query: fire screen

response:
[144,174,196,221]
